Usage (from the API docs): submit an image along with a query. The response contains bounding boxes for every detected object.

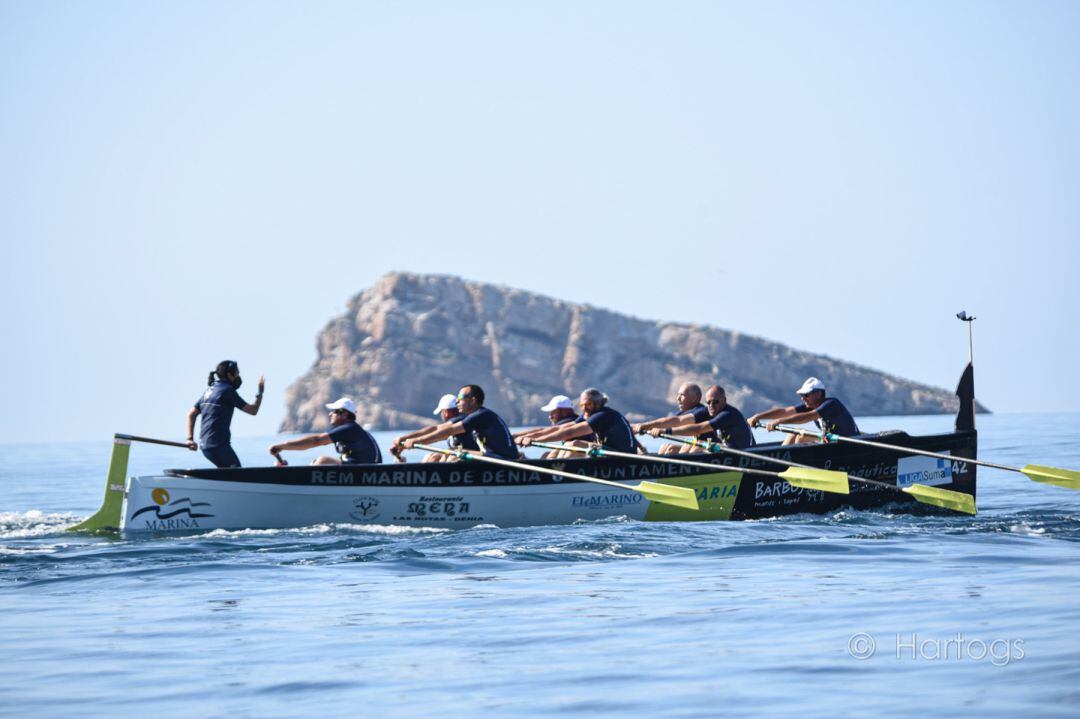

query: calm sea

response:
[2,414,1079,718]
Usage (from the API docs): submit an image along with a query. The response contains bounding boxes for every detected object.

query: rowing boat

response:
[75,364,980,533]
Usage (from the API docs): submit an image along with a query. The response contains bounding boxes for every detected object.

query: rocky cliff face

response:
[281,273,978,432]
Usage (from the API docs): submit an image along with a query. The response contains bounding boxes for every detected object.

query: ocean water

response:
[2,413,1079,718]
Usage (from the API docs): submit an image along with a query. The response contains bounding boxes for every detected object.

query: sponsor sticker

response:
[897,456,952,488]
[571,493,643,509]
[392,496,484,523]
[349,496,382,521]
[129,487,215,530]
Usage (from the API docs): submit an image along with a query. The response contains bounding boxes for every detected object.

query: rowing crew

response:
[186,358,859,469]
[260,376,859,467]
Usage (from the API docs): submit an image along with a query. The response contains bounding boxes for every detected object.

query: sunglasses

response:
[329,408,348,414]
[457,393,474,401]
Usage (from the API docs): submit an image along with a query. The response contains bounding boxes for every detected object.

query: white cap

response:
[326,397,358,414]
[796,378,826,396]
[433,393,458,415]
[541,395,574,412]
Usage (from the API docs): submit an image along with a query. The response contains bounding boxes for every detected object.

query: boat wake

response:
[0,510,80,540]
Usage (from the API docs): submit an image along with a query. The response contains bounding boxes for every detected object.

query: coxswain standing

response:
[268,397,382,465]
[747,377,860,445]
[401,385,519,460]
[186,360,264,468]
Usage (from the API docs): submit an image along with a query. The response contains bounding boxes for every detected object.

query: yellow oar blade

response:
[1021,464,1080,490]
[636,481,700,511]
[778,468,850,495]
[902,484,977,515]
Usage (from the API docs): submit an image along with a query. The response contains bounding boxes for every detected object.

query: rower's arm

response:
[663,419,712,438]
[521,424,561,443]
[636,414,694,433]
[513,426,548,440]
[240,375,266,416]
[270,433,332,454]
[531,421,592,444]
[768,409,820,427]
[186,407,199,449]
[748,406,794,427]
[393,425,436,446]
[405,421,464,447]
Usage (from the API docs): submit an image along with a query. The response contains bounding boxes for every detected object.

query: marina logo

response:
[897,456,952,488]
[130,488,214,530]
[349,496,381,521]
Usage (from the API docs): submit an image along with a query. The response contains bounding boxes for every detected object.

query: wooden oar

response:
[531,442,851,495]
[773,425,1080,491]
[656,433,976,515]
[413,444,700,510]
[116,433,195,450]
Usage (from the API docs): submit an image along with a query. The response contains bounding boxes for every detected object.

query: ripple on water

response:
[0,510,81,540]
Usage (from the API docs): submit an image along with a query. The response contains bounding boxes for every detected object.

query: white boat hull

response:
[121,471,743,532]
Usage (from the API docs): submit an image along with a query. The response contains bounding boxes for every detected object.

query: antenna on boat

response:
[956,311,975,365]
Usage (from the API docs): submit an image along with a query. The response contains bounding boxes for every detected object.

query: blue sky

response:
[2,1,1078,443]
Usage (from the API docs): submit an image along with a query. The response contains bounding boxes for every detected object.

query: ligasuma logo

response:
[896,456,952,488]
[130,488,214,528]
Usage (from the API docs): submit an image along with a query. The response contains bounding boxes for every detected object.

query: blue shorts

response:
[203,445,241,468]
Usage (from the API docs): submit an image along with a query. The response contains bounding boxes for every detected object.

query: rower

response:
[513,395,595,458]
[402,385,519,460]
[648,385,755,451]
[632,382,717,454]
[391,393,480,463]
[519,388,637,455]
[268,397,383,465]
[747,377,860,446]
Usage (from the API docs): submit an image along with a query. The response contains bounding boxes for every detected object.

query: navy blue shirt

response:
[447,413,480,451]
[460,407,517,459]
[328,422,383,464]
[557,413,595,442]
[796,397,860,436]
[586,406,636,453]
[194,380,248,449]
[672,403,718,442]
[707,404,755,449]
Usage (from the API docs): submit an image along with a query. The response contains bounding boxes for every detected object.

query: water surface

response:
[2,414,1079,717]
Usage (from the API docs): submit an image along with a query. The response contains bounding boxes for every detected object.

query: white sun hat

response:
[326,397,358,414]
[433,393,458,414]
[796,378,826,396]
[541,395,574,412]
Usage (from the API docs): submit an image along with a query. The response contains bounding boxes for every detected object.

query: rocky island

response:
[281,273,978,432]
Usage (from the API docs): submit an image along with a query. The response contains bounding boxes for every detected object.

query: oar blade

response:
[901,484,977,515]
[1021,464,1080,490]
[636,481,700,511]
[778,467,850,495]
[68,436,130,533]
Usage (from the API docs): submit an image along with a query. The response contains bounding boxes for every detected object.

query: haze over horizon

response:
[2,2,1077,443]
